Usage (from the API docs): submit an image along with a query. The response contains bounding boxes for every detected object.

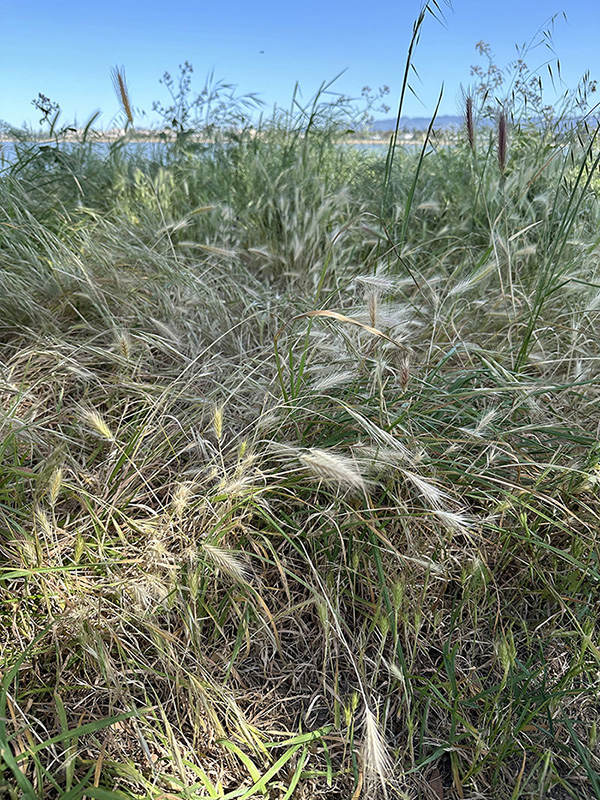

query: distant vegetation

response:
[1,5,600,799]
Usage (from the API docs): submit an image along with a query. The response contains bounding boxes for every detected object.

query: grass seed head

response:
[343,405,415,463]
[115,329,132,361]
[472,407,498,437]
[399,354,410,391]
[310,370,355,392]
[402,470,449,509]
[431,508,473,532]
[171,482,193,517]
[355,444,414,471]
[355,275,396,293]
[126,573,172,614]
[498,111,507,173]
[362,704,393,798]
[299,447,367,493]
[202,543,253,584]
[81,409,114,442]
[366,289,380,328]
[47,467,63,507]
[35,507,54,538]
[213,406,224,441]
[110,65,134,125]
[465,94,475,151]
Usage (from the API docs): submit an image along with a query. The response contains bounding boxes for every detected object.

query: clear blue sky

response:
[1,0,598,128]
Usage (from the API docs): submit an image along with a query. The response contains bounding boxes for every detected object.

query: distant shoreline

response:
[0,130,431,147]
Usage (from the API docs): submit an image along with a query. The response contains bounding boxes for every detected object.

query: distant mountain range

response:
[372,114,597,132]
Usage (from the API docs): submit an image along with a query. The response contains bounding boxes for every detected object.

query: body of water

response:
[0,139,169,167]
[0,138,395,168]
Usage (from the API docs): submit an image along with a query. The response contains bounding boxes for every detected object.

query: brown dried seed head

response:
[498,111,507,173]
[466,95,475,151]
[111,66,133,125]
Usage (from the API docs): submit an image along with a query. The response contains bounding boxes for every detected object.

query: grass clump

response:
[2,22,600,800]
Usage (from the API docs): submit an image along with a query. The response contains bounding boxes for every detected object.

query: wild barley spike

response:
[110,66,133,125]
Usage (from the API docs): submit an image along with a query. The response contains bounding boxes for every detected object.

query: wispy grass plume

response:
[362,704,393,798]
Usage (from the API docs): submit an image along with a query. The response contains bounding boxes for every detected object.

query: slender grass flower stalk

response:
[310,369,355,392]
[398,353,411,392]
[498,111,507,173]
[465,94,475,152]
[272,443,367,493]
[110,65,134,126]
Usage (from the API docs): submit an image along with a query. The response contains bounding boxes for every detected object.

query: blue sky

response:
[1,0,598,128]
